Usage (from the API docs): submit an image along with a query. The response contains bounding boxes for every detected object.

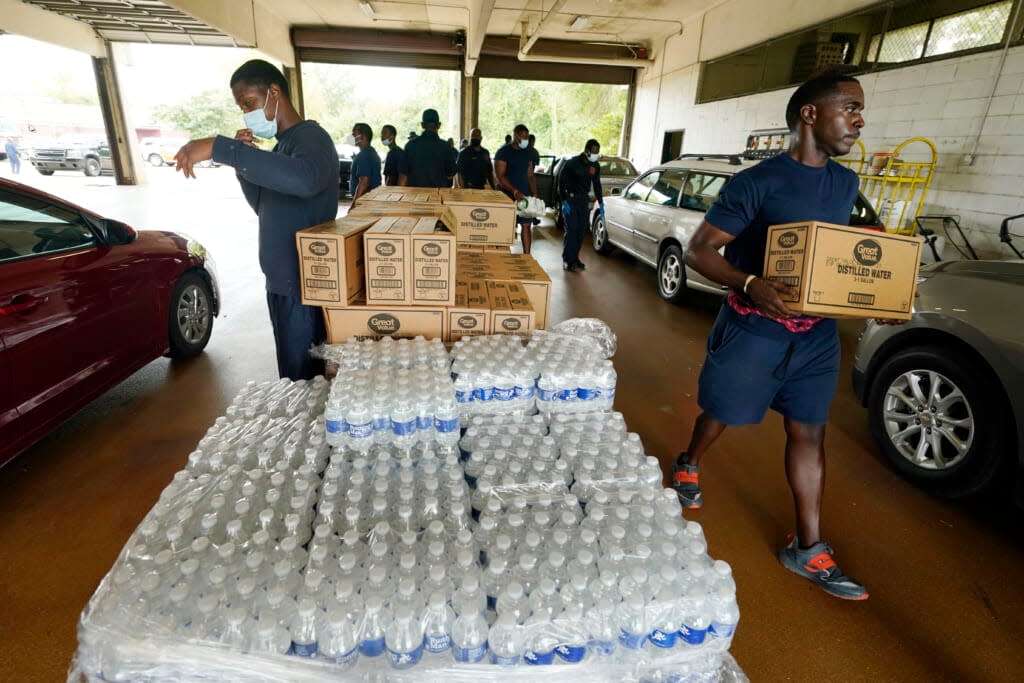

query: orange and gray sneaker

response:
[672,453,703,509]
[778,534,869,601]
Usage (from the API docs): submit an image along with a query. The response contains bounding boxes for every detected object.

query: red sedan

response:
[0,178,219,466]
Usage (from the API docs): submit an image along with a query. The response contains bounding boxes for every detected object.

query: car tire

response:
[168,271,214,359]
[84,157,101,177]
[592,215,613,255]
[148,154,164,167]
[657,244,688,303]
[38,170,54,176]
[867,346,1007,498]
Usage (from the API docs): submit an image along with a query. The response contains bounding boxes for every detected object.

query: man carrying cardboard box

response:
[674,67,898,601]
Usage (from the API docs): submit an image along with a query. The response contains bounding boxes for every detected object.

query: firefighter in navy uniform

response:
[558,139,603,272]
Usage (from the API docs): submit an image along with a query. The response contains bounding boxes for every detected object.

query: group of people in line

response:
[172,59,883,605]
[346,111,603,268]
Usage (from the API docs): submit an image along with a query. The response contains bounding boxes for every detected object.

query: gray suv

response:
[588,154,880,302]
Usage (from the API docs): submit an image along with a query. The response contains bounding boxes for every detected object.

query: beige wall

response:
[631,2,1024,257]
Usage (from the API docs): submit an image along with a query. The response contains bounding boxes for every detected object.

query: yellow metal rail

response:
[837,137,938,235]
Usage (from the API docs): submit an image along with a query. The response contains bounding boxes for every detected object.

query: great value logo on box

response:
[295,215,378,306]
[364,217,418,305]
[765,221,922,320]
[410,219,456,306]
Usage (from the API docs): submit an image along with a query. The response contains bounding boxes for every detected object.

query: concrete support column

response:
[620,70,637,159]
[92,43,138,186]
[461,74,479,136]
[284,65,304,119]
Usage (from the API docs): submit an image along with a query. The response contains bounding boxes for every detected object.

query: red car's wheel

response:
[168,271,214,358]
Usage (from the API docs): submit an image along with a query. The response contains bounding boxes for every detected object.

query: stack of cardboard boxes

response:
[296,187,550,342]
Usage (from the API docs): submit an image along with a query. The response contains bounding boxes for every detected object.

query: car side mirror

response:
[101,218,136,245]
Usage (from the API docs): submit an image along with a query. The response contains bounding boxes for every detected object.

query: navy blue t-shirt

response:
[350,145,382,195]
[706,153,859,278]
[494,143,533,196]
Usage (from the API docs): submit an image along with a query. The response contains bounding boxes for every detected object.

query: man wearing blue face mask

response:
[558,139,604,272]
[349,122,381,206]
[495,124,538,254]
[173,59,339,381]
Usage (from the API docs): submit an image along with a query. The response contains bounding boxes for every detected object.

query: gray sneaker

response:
[778,535,869,601]
[672,453,702,509]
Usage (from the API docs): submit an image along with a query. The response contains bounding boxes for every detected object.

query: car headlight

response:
[66,149,83,160]
[186,238,208,260]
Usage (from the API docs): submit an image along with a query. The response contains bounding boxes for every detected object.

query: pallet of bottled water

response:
[70,334,745,682]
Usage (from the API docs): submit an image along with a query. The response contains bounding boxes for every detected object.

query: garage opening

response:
[299,63,462,150]
[478,78,629,159]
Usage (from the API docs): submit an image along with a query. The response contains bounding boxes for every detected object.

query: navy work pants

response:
[562,198,588,266]
[266,292,326,381]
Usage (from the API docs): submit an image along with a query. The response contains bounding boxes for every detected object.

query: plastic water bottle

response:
[616,592,648,651]
[489,611,523,666]
[523,613,559,666]
[679,584,709,648]
[319,611,358,667]
[451,610,489,663]
[528,579,561,619]
[385,605,424,669]
[248,618,292,656]
[358,594,390,657]
[290,598,319,657]
[708,584,740,650]
[586,597,617,658]
[324,397,347,447]
[452,575,486,618]
[421,591,455,662]
[554,604,588,664]
[496,582,530,624]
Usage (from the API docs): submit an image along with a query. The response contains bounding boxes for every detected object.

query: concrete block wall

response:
[632,36,1024,259]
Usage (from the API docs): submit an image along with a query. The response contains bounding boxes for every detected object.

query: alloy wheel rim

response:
[660,253,681,294]
[594,220,606,250]
[177,284,210,344]
[882,369,974,470]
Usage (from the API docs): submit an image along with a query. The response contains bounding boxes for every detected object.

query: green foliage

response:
[299,63,627,157]
[153,89,242,139]
[479,79,627,157]
[302,63,460,145]
[46,73,98,106]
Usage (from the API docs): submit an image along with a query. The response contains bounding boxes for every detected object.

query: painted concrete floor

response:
[1,165,1023,681]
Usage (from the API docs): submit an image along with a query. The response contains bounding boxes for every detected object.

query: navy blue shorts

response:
[697,304,840,426]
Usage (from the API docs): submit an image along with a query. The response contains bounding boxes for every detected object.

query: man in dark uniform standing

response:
[558,139,603,272]
[173,59,338,381]
[455,128,496,190]
[380,124,403,186]
[399,108,456,188]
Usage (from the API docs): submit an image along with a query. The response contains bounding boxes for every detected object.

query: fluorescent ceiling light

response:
[359,1,376,19]
[570,15,589,31]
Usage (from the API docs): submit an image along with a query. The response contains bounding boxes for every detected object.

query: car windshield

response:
[600,158,637,176]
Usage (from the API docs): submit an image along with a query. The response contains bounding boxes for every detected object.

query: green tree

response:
[46,72,98,105]
[154,89,241,139]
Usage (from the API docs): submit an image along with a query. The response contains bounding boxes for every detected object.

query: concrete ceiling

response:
[2,0,720,66]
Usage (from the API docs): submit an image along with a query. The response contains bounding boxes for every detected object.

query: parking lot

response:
[1,167,1023,680]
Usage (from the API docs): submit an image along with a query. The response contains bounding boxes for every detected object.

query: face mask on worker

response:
[243,94,279,139]
[382,137,393,147]
[588,152,599,163]
[518,138,529,149]
[471,138,482,147]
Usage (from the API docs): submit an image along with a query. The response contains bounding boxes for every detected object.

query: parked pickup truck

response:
[31,139,113,177]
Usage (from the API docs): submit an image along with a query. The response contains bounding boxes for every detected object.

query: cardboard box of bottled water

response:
[763,221,922,320]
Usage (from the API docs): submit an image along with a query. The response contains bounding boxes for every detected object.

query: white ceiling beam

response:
[520,0,569,56]
[163,0,295,66]
[465,0,496,77]
[0,0,105,57]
